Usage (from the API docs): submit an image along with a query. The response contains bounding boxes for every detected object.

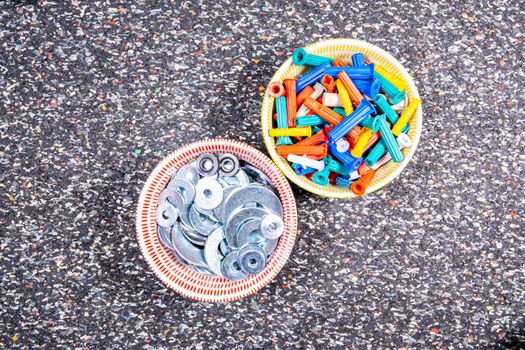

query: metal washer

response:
[260,213,285,240]
[173,164,200,185]
[221,252,247,281]
[168,177,196,204]
[218,153,240,177]
[238,244,266,275]
[196,154,219,177]
[194,178,224,210]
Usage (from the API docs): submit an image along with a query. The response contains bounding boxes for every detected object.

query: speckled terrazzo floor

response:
[1,0,524,349]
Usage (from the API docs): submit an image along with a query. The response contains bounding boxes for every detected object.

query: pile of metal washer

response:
[155,153,285,281]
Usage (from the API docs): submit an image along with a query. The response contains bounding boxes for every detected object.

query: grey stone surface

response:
[1,0,524,348]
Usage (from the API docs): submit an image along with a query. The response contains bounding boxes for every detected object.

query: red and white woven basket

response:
[136,139,298,302]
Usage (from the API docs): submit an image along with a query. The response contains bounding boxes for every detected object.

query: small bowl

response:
[261,39,423,198]
[136,139,297,302]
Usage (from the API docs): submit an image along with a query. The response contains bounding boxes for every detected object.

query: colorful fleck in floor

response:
[1,1,524,349]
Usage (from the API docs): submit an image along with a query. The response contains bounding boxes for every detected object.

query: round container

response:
[261,38,423,198]
[136,139,297,302]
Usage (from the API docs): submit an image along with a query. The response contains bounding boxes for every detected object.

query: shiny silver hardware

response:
[155,153,285,281]
[168,177,196,204]
[221,184,283,219]
[203,227,225,277]
[221,252,247,281]
[194,178,224,210]
[238,244,266,275]
[173,164,200,185]
[196,154,219,177]
[260,213,285,240]
[218,153,240,177]
[224,207,268,248]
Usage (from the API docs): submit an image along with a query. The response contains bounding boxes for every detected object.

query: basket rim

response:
[261,38,423,198]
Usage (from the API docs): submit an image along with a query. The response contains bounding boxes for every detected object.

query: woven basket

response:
[261,39,423,198]
[136,139,297,302]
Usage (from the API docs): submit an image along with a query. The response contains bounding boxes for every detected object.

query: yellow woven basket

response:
[261,39,423,198]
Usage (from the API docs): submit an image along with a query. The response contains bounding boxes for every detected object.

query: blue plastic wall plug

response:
[296,62,332,93]
[328,99,377,143]
[324,64,374,80]
[353,78,381,99]
[292,162,316,175]
[327,141,363,172]
[351,53,365,67]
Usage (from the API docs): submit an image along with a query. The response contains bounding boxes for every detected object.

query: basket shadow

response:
[494,322,525,350]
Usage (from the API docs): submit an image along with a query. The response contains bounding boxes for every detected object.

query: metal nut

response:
[218,153,240,177]
[196,154,219,177]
